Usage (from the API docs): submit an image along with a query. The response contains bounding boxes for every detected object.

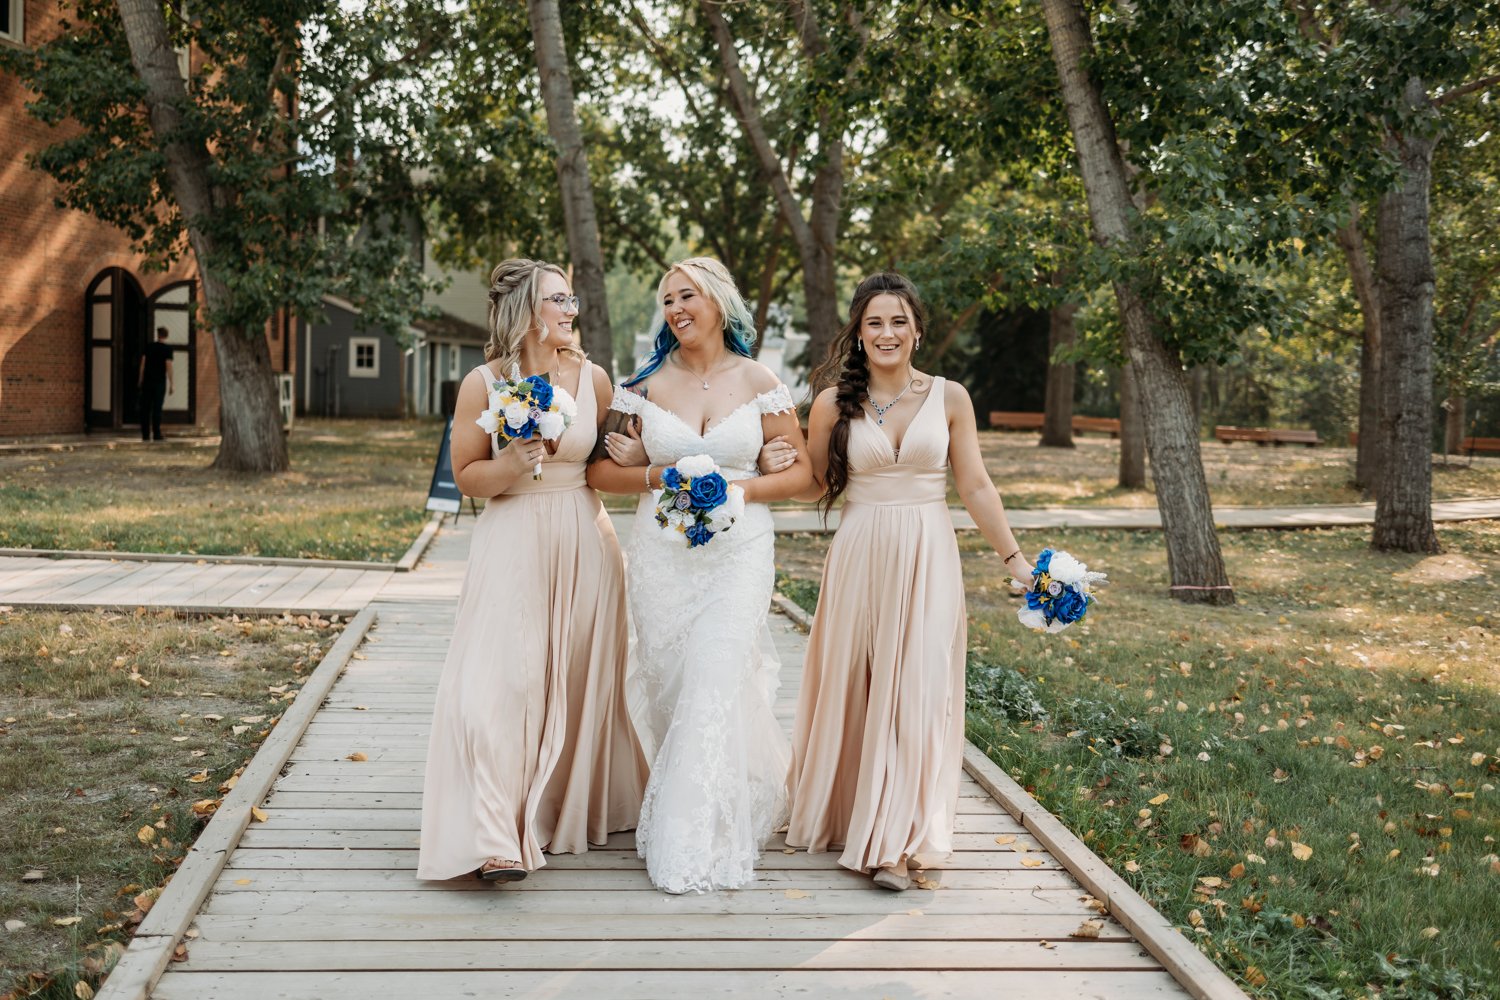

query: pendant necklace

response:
[678,353,730,390]
[867,377,914,425]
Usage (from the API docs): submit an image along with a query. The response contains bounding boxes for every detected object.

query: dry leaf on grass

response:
[136,825,156,845]
[187,771,209,784]
[52,916,82,927]
[1291,841,1314,861]
[74,982,94,1000]
[1124,860,1141,873]
[1148,793,1170,805]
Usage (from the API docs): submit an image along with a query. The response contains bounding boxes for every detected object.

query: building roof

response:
[412,310,489,344]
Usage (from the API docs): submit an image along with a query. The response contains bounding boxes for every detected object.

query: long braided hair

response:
[809,272,929,520]
[484,258,585,375]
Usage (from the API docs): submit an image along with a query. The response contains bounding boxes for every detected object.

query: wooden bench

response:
[988,412,1121,437]
[1214,426,1321,447]
[1461,436,1500,455]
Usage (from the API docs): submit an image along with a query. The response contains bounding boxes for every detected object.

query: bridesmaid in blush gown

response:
[782,272,1035,891]
[418,258,647,883]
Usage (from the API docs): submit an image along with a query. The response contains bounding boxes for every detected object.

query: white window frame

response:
[348,337,381,379]
[1,0,24,46]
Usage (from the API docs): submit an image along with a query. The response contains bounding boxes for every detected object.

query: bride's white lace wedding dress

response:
[611,383,794,894]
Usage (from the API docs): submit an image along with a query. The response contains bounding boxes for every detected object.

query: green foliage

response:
[4,0,449,337]
[965,657,1048,723]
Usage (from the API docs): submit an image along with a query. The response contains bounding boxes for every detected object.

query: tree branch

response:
[302,36,439,127]
[1433,72,1500,108]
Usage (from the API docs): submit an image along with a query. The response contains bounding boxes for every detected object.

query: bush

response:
[966,658,1048,723]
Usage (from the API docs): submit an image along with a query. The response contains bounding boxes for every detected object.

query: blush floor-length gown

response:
[418,363,647,880]
[785,379,967,877]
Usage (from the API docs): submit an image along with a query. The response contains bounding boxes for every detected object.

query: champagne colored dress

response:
[786,378,966,877]
[418,363,647,880]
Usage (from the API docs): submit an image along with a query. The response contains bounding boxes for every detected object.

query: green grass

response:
[774,522,1500,998]
[0,419,439,561]
[0,608,342,998]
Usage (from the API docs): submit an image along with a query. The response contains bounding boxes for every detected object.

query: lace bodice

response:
[611,384,793,477]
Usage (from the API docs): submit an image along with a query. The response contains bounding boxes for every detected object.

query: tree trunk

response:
[700,0,844,368]
[1372,78,1441,554]
[527,0,614,375]
[1443,394,1465,457]
[116,0,287,472]
[1117,364,1146,488]
[1040,302,1077,448]
[1041,0,1232,603]
[1335,208,1383,494]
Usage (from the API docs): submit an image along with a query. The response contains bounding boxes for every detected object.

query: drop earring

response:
[855,338,863,352]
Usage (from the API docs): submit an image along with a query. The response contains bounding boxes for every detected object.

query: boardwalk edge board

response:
[394,512,446,572]
[961,744,1251,1000]
[0,601,368,617]
[0,547,400,572]
[94,605,380,1000]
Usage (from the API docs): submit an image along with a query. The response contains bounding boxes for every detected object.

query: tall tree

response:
[1039,0,1233,603]
[10,0,444,472]
[1041,299,1078,448]
[699,0,871,366]
[527,0,614,373]
[1335,209,1384,493]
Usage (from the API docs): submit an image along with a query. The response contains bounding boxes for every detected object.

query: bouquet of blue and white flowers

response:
[476,364,579,479]
[1015,548,1106,633]
[653,453,745,548]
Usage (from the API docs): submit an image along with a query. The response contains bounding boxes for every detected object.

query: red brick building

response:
[1,0,293,438]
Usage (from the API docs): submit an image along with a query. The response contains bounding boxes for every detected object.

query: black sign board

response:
[426,418,462,514]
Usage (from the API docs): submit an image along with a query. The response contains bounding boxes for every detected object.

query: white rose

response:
[475,409,501,435]
[553,387,579,419]
[675,454,717,479]
[503,400,531,430]
[536,411,566,440]
[667,509,692,530]
[723,484,746,520]
[707,507,733,532]
[1046,551,1087,585]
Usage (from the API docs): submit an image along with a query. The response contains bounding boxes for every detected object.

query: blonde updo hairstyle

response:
[484,258,586,375]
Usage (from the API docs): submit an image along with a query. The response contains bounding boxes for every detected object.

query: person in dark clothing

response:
[138,327,175,441]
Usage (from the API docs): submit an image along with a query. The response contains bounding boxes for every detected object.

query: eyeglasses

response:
[542,294,580,312]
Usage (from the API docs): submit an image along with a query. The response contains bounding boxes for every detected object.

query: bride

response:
[587,257,812,893]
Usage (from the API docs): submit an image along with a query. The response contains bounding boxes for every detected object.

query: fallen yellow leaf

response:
[136,825,156,845]
[250,806,269,823]
[994,835,1017,846]
[234,878,252,886]
[1420,926,1440,939]
[1070,919,1103,939]
[1124,860,1141,873]
[75,982,95,1000]
[187,771,209,784]
[783,888,809,899]
[346,752,368,762]
[1291,841,1314,861]
[52,916,82,927]
[1148,793,1170,806]
[1021,857,1045,868]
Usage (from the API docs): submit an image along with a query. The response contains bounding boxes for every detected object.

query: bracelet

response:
[644,465,653,491]
[1001,548,1022,565]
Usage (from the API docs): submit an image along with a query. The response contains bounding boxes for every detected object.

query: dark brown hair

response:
[808,272,929,520]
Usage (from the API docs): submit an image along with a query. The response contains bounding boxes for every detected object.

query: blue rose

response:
[523,375,554,410]
[688,471,729,510]
[685,522,714,547]
[1034,548,1054,576]
[662,467,683,490]
[1050,586,1089,624]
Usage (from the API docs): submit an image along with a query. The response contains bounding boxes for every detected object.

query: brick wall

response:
[1,0,290,438]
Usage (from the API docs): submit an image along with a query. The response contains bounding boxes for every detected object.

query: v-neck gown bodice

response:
[609,383,795,894]
[786,379,968,877]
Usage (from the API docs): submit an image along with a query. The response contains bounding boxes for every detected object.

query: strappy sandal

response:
[479,858,528,882]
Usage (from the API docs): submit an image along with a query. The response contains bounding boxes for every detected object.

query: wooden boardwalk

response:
[0,554,390,615]
[127,521,1197,1000]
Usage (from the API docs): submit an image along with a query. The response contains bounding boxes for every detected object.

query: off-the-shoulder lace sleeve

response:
[610,385,646,415]
[754,384,795,415]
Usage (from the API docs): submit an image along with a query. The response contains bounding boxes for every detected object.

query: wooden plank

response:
[0,559,98,598]
[210,868,1073,892]
[191,564,286,607]
[176,937,1160,972]
[201,887,1099,917]
[153,970,1189,1000]
[189,911,1136,943]
[28,561,144,602]
[254,567,336,609]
